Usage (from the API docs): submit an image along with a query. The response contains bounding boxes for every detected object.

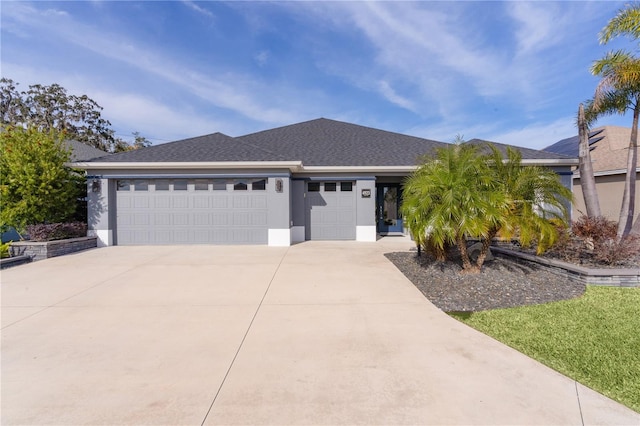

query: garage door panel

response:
[193,197,209,209]
[211,213,228,226]
[133,197,149,209]
[172,213,189,226]
[306,182,356,241]
[155,196,171,208]
[133,214,150,226]
[193,213,210,226]
[117,179,268,245]
[252,196,267,209]
[211,196,228,208]
[172,196,189,209]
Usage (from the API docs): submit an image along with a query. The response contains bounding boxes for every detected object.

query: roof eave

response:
[70,161,304,172]
[520,159,579,166]
[300,166,417,173]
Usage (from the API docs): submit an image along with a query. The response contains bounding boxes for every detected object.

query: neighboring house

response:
[544,125,640,223]
[73,118,577,247]
[64,139,110,162]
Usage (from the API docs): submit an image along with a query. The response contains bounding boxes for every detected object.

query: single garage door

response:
[116,178,268,245]
[305,181,356,240]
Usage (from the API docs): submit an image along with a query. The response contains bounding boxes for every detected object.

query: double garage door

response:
[305,181,356,240]
[116,178,268,245]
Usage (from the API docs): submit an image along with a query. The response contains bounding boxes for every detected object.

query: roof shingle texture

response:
[89,118,573,166]
[465,139,573,160]
[544,126,639,173]
[65,140,110,161]
[90,132,288,163]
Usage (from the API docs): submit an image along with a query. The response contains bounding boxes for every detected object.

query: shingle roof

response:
[237,118,448,166]
[64,139,110,161]
[466,139,575,160]
[88,118,573,166]
[90,132,289,163]
[544,126,638,173]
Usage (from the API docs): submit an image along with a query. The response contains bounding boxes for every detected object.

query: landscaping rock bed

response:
[385,251,586,312]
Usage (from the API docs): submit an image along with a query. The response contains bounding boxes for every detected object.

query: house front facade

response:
[75,118,577,247]
[545,125,640,223]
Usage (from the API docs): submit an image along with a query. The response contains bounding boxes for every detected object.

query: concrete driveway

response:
[2,238,639,425]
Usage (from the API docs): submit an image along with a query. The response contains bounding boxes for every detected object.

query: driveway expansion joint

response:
[200,247,289,425]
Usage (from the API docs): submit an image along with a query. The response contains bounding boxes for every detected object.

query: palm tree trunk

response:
[578,103,601,218]
[475,231,497,270]
[632,212,640,235]
[457,234,476,273]
[617,102,639,238]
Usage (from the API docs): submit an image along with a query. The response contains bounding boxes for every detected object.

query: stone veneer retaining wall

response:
[491,246,640,288]
[9,236,97,262]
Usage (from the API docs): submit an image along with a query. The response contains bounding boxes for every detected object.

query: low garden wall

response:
[491,246,640,288]
[9,236,97,262]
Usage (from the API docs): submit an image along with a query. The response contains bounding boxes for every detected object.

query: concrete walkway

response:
[1,238,638,425]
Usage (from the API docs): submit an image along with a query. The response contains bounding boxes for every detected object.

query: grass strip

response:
[450,286,640,413]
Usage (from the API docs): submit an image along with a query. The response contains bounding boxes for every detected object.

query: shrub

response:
[25,222,87,242]
[549,216,639,266]
[0,241,11,259]
[0,126,83,233]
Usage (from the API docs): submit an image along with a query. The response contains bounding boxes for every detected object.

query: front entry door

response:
[377,184,403,233]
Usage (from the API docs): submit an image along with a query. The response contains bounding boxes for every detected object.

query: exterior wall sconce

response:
[91,179,101,193]
[275,178,283,193]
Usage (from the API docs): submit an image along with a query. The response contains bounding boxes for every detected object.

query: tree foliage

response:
[402,143,507,273]
[401,142,571,274]
[590,4,640,237]
[0,126,83,234]
[0,78,149,153]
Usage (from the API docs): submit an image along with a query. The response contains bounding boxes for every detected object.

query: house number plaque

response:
[361,189,371,198]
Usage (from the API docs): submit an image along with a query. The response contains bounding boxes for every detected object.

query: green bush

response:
[0,241,11,259]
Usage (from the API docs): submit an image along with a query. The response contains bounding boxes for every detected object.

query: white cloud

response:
[376,80,415,112]
[181,0,215,19]
[254,50,269,67]
[1,2,301,126]
[508,2,560,54]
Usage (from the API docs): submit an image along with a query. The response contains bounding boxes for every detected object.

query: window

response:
[324,182,337,192]
[252,179,266,191]
[212,179,226,191]
[155,180,170,191]
[173,179,188,191]
[134,180,148,191]
[340,182,353,192]
[194,179,209,191]
[234,180,248,191]
[117,180,130,191]
[308,182,320,192]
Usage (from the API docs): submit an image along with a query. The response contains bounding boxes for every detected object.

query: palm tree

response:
[591,53,640,238]
[401,143,506,273]
[485,145,572,255]
[577,103,601,218]
[591,4,640,238]
[402,143,572,274]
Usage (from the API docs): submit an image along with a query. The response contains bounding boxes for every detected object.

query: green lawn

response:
[450,286,640,413]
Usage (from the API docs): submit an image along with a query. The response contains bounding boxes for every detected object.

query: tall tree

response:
[577,103,601,218]
[0,78,151,153]
[0,127,83,234]
[592,4,640,238]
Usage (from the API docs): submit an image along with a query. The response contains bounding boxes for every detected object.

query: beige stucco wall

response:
[572,171,640,223]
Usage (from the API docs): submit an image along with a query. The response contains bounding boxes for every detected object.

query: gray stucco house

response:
[73,118,577,247]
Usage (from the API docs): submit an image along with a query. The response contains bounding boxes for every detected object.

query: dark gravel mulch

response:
[385,251,586,312]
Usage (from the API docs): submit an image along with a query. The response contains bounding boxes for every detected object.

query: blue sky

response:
[1,1,634,149]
